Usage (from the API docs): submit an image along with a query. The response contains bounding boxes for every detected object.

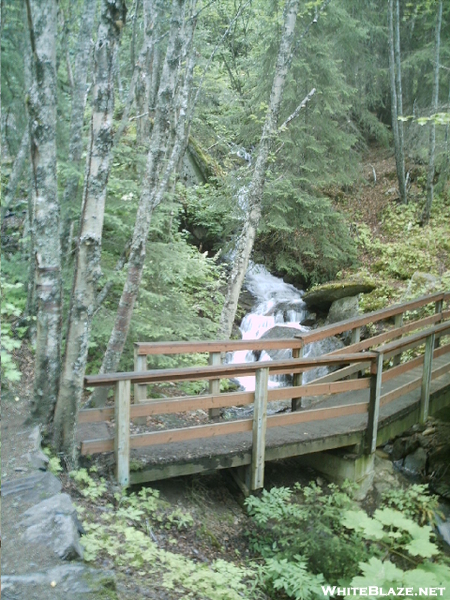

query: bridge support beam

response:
[298,450,375,500]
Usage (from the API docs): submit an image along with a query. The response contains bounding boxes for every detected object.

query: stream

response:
[223,263,342,417]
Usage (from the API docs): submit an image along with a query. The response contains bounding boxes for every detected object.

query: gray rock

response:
[27,449,49,470]
[2,565,117,599]
[403,447,428,475]
[21,493,84,560]
[2,471,62,501]
[302,280,376,310]
[327,295,360,324]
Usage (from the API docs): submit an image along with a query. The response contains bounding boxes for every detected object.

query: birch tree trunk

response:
[25,0,61,422]
[61,0,98,258]
[53,0,127,461]
[423,0,443,225]
[91,0,195,406]
[388,0,407,205]
[115,0,163,146]
[219,0,300,339]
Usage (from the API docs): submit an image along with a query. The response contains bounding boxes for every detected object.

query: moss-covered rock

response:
[302,278,376,311]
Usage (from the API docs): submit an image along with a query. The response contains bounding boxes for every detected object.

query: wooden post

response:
[251,367,269,491]
[434,300,443,348]
[208,352,221,419]
[115,380,131,487]
[350,327,361,379]
[393,312,403,366]
[291,346,304,411]
[351,326,361,344]
[366,352,383,454]
[420,333,435,423]
[133,346,147,425]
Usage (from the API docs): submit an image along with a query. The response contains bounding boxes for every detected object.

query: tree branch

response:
[279,87,316,130]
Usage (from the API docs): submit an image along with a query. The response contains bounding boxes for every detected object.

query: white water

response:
[227,263,308,393]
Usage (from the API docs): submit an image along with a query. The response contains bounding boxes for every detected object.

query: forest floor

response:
[3,149,450,598]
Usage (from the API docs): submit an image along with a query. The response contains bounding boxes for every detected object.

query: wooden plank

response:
[294,292,445,345]
[380,377,422,407]
[115,380,131,486]
[300,361,370,385]
[81,437,115,455]
[79,406,115,423]
[135,338,306,356]
[431,360,450,380]
[129,418,253,447]
[379,322,450,356]
[130,391,254,417]
[382,355,424,383]
[325,313,441,358]
[208,352,221,419]
[367,352,383,454]
[84,353,377,387]
[266,400,369,428]
[267,377,370,401]
[420,333,435,423]
[434,342,450,359]
[251,367,269,490]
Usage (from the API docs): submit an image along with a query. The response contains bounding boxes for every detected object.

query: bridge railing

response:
[132,291,450,415]
[80,318,450,488]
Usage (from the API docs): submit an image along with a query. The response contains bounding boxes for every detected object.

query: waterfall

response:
[224,263,344,417]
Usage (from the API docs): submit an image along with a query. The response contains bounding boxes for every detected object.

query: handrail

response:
[377,321,450,355]
[133,291,448,356]
[84,352,377,387]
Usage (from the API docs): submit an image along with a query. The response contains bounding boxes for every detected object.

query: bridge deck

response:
[125,354,450,484]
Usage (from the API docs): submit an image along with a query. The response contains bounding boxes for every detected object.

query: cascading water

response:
[224,263,344,417]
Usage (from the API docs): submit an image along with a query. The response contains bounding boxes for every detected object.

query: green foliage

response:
[78,485,258,600]
[259,555,328,600]
[246,482,370,584]
[1,278,26,384]
[70,468,108,500]
[381,484,443,526]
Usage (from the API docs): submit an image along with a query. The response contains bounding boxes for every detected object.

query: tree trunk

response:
[26,0,61,423]
[423,0,443,224]
[388,0,407,204]
[53,0,127,462]
[219,0,300,339]
[61,0,98,259]
[91,0,195,406]
[115,0,163,146]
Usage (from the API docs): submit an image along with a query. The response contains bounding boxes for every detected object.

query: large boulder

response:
[302,279,376,311]
[20,493,84,560]
[326,295,360,324]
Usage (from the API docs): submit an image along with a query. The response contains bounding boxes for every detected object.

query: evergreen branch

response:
[292,0,332,56]
[279,88,316,130]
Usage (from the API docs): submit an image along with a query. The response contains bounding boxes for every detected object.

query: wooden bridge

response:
[79,291,450,492]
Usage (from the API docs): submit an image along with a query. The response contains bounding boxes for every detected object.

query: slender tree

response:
[25,0,61,422]
[388,0,407,204]
[61,0,98,259]
[53,0,127,461]
[219,0,329,338]
[423,0,443,224]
